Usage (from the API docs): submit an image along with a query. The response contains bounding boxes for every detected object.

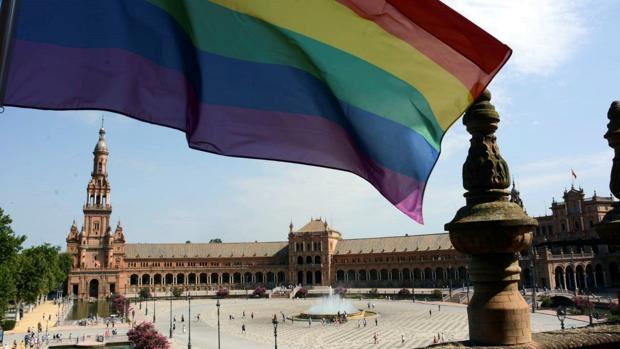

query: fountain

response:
[295,287,373,320]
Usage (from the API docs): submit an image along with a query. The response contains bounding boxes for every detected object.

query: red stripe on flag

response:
[338,0,488,96]
[387,0,511,75]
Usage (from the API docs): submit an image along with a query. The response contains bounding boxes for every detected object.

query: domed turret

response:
[94,127,108,154]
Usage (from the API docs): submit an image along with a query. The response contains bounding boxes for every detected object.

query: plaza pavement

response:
[1,298,592,349]
[146,298,589,349]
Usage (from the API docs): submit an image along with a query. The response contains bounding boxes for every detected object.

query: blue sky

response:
[1,0,619,248]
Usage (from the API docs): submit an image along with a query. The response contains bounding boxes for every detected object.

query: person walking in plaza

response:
[373,332,378,344]
[438,304,441,312]
[374,317,378,326]
[401,334,405,344]
[241,323,246,334]
[429,309,432,317]
[182,324,186,333]
[181,314,184,322]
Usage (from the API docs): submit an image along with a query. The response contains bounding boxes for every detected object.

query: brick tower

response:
[66,126,125,299]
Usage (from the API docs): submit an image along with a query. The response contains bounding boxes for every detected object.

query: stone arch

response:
[154,274,162,285]
[436,267,444,280]
[306,270,313,284]
[222,273,230,284]
[424,267,433,280]
[277,271,285,283]
[555,266,565,290]
[188,273,196,285]
[244,272,252,283]
[595,264,604,287]
[199,273,208,284]
[130,274,139,286]
[233,272,241,284]
[447,267,455,280]
[256,272,264,284]
[358,269,367,281]
[315,255,321,264]
[347,270,356,281]
[306,256,313,264]
[297,270,303,285]
[369,269,378,281]
[565,265,575,290]
[585,264,594,289]
[211,273,219,285]
[176,273,185,285]
[458,266,467,281]
[315,270,322,284]
[413,268,422,280]
[141,274,151,285]
[576,265,586,290]
[89,279,99,298]
[165,273,173,285]
[391,268,400,280]
[297,256,303,265]
[402,268,411,280]
[380,269,388,280]
[336,270,345,281]
[267,272,275,283]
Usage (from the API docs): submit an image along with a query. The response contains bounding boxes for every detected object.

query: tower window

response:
[94,222,99,231]
[98,161,102,172]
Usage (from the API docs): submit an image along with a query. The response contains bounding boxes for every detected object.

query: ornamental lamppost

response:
[187,292,192,349]
[272,314,279,349]
[530,247,537,313]
[556,306,566,330]
[216,299,221,349]
[169,288,173,339]
[412,272,415,303]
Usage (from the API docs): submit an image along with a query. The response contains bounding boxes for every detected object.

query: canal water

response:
[66,300,113,320]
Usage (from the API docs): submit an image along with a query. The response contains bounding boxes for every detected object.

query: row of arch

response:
[129,271,286,287]
[297,255,321,265]
[549,263,618,290]
[335,267,468,283]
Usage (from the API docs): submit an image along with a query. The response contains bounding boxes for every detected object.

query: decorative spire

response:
[461,90,510,205]
[289,220,293,233]
[510,177,524,209]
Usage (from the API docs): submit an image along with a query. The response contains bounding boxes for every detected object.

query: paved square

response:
[148,298,588,349]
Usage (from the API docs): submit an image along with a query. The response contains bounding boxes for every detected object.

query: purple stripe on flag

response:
[6,40,196,131]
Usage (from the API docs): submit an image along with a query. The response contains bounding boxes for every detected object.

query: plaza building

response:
[513,184,620,292]
[66,128,471,300]
[65,127,619,299]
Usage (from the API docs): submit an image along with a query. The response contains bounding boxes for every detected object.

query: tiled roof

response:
[125,241,288,259]
[335,233,452,254]
[295,218,337,233]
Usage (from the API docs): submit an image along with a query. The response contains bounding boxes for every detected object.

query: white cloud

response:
[441,0,591,76]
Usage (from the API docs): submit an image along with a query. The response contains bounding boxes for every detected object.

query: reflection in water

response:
[67,300,113,320]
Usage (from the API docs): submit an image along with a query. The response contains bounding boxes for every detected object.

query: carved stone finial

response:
[597,101,620,244]
[605,101,620,198]
[462,90,510,205]
[445,90,536,346]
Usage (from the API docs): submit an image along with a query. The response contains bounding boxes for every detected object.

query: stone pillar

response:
[445,91,537,346]
[596,101,620,303]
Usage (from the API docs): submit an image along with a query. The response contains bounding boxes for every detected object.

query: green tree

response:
[209,238,222,243]
[0,208,25,320]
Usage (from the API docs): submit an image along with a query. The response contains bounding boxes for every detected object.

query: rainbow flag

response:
[5,0,510,223]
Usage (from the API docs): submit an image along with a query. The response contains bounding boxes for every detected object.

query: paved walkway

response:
[7,301,63,334]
